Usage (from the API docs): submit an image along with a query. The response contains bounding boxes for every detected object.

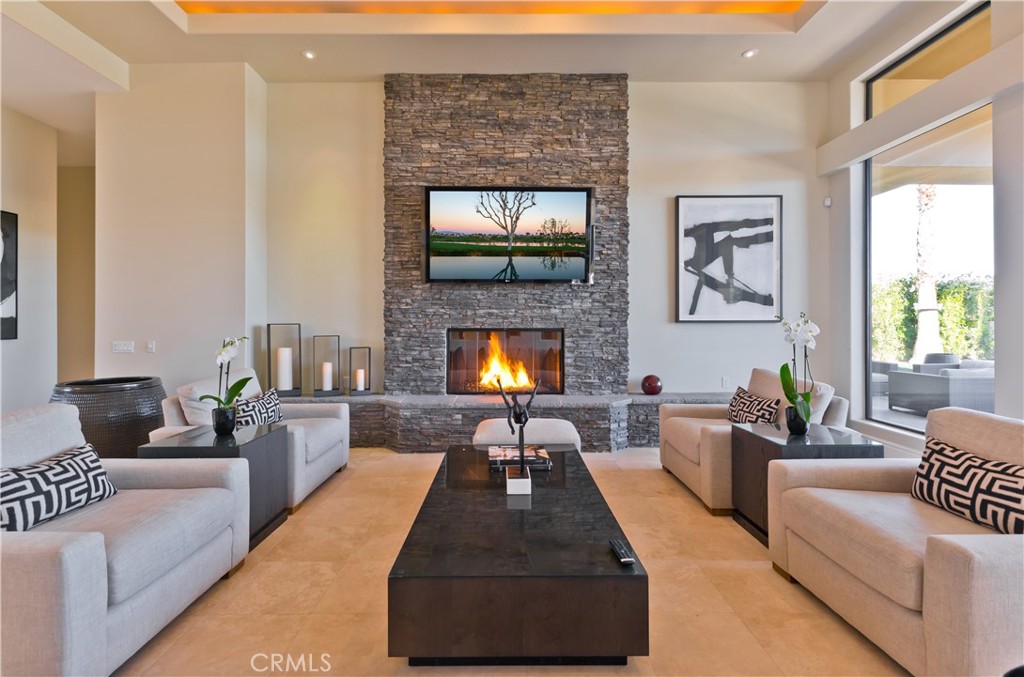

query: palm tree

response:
[910,184,943,364]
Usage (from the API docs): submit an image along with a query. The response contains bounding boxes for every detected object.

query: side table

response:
[138,424,288,548]
[731,423,884,546]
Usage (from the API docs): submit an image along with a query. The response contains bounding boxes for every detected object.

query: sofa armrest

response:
[1,532,108,677]
[924,534,1024,676]
[103,458,250,567]
[658,403,729,426]
[767,458,919,572]
[280,402,348,422]
[148,425,197,442]
[699,425,735,511]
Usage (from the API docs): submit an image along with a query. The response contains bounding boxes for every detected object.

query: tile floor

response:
[114,448,907,677]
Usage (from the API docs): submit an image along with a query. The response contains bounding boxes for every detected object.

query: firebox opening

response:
[446,328,564,395]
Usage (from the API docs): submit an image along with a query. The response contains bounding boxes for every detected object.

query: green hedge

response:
[871,275,994,362]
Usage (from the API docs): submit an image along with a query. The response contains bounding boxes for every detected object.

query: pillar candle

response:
[276,347,293,391]
[355,368,366,391]
[321,362,333,391]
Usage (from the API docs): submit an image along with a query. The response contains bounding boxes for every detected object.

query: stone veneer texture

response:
[383,73,630,395]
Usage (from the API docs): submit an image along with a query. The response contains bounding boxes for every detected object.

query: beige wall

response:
[0,106,58,412]
[56,166,95,381]
[266,83,385,394]
[244,65,268,377]
[627,82,829,394]
[95,63,265,394]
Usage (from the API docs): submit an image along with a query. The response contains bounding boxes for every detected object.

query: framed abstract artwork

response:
[1,211,16,340]
[675,195,781,322]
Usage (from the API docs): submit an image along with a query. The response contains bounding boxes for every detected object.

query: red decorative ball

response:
[641,374,663,395]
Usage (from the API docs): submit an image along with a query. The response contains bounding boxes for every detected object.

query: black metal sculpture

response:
[498,379,540,473]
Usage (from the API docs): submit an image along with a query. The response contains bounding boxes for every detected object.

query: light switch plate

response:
[113,340,134,353]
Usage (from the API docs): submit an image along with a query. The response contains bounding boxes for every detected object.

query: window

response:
[865,5,995,433]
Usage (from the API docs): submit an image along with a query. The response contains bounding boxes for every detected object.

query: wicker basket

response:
[50,377,167,458]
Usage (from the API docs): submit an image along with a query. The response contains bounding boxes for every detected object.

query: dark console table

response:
[731,423,884,546]
[388,444,648,665]
[138,424,288,548]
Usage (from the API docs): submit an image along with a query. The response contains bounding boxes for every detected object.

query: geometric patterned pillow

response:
[235,388,283,427]
[727,386,780,424]
[0,443,118,531]
[912,436,1024,535]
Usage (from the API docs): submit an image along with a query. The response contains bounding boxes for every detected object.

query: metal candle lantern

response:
[313,335,342,397]
[267,323,301,397]
[349,346,371,395]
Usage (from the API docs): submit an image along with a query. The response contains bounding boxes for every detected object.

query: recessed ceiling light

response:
[741,49,759,59]
[301,50,317,60]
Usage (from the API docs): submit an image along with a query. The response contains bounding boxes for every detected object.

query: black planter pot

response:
[50,376,166,458]
[785,406,809,436]
[212,408,237,436]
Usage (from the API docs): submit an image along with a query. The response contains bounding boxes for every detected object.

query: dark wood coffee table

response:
[388,444,648,666]
[138,424,288,548]
[731,423,884,546]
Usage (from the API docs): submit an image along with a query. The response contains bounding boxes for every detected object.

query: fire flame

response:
[479,333,534,391]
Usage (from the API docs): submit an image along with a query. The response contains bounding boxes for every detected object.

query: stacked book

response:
[487,445,553,471]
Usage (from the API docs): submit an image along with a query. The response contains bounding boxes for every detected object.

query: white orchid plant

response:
[199,337,252,410]
[780,313,820,423]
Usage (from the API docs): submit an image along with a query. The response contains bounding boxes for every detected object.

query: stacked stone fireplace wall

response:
[383,73,630,395]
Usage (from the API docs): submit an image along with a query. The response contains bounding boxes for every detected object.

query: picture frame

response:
[675,195,782,323]
[1,210,17,340]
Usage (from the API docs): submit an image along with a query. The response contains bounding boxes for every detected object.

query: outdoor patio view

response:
[867,106,995,432]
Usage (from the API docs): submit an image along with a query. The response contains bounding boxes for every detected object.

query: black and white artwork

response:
[1,211,16,340]
[675,195,781,322]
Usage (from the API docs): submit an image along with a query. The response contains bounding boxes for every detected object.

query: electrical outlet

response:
[721,376,730,389]
[146,340,157,353]
[112,340,134,353]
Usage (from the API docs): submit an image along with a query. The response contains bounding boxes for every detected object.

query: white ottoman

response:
[473,418,582,451]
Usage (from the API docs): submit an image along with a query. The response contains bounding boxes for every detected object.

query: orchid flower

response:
[201,336,250,410]
[779,313,819,424]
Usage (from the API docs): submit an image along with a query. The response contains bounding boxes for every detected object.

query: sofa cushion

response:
[285,418,346,463]
[0,402,86,467]
[236,388,283,427]
[33,487,233,605]
[662,417,730,465]
[728,386,779,424]
[781,487,994,611]
[1,444,118,531]
[178,368,263,426]
[913,436,1024,534]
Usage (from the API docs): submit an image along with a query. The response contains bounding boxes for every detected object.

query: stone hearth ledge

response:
[290,393,730,453]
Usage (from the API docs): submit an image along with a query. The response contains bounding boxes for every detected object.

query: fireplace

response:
[446,328,564,395]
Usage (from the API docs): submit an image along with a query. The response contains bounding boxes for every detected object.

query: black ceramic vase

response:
[212,407,236,436]
[785,406,809,436]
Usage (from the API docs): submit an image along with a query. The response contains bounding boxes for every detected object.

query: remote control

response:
[609,538,636,565]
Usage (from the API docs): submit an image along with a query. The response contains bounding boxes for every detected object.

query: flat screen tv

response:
[425,187,593,282]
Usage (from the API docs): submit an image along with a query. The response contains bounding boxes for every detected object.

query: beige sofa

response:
[768,407,1024,676]
[659,367,848,513]
[1,403,249,676]
[150,368,349,510]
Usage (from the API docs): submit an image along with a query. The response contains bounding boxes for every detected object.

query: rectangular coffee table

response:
[388,444,648,666]
[138,424,288,548]
[731,423,884,546]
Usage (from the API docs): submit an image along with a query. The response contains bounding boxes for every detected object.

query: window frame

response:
[862,1,992,432]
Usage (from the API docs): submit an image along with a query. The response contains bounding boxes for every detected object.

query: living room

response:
[1,0,1022,675]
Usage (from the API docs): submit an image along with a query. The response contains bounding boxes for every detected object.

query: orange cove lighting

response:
[176,0,804,15]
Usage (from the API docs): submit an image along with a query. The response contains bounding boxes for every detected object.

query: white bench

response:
[473,418,581,451]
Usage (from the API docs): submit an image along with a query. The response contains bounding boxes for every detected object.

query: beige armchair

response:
[659,368,847,514]
[149,368,349,510]
[768,407,1023,676]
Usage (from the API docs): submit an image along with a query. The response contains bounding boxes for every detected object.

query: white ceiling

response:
[1,0,968,166]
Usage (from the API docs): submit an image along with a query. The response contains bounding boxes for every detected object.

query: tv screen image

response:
[426,187,592,282]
